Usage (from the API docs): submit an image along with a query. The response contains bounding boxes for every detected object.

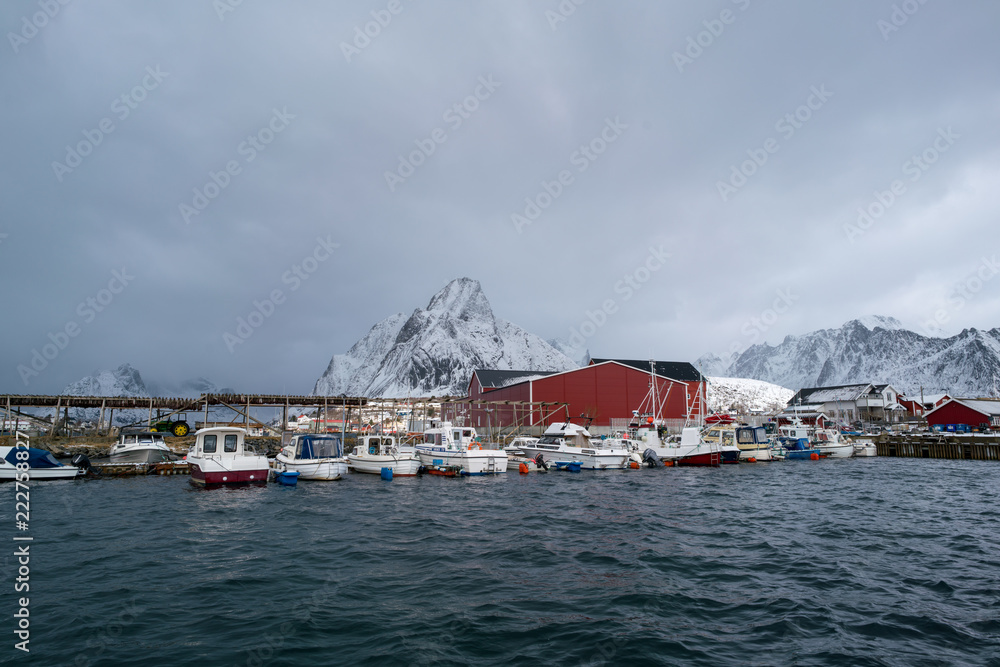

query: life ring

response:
[468,443,481,450]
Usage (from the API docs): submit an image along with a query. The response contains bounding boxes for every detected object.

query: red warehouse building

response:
[924,398,1000,430]
[463,359,706,430]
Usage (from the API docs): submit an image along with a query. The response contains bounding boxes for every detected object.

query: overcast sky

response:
[2,0,999,394]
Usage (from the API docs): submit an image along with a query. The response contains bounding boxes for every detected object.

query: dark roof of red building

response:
[472,369,556,389]
[588,358,704,383]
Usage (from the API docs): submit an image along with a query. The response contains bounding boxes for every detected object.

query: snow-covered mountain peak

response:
[314,279,578,397]
[64,363,149,397]
[426,278,493,322]
[852,315,903,331]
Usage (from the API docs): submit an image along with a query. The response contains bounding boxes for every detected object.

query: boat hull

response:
[189,463,268,486]
[785,450,822,460]
[517,445,631,470]
[0,466,80,481]
[853,442,877,457]
[110,447,177,464]
[275,456,348,481]
[816,443,854,458]
[415,448,508,474]
[348,454,421,476]
[738,447,773,461]
[675,451,721,467]
[720,447,740,464]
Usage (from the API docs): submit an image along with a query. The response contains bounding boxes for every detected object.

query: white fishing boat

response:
[0,446,81,480]
[275,434,349,480]
[632,423,721,467]
[850,437,877,457]
[348,435,421,476]
[187,427,269,486]
[813,428,854,458]
[109,431,177,464]
[516,422,633,470]
[414,422,508,475]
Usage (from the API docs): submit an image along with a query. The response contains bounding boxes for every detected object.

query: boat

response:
[503,436,545,472]
[654,426,721,467]
[776,420,825,460]
[187,427,269,486]
[275,433,349,480]
[699,425,741,463]
[0,446,81,481]
[348,435,421,476]
[414,422,508,475]
[850,436,877,457]
[517,422,633,470]
[734,425,773,461]
[109,431,178,464]
[813,428,854,458]
[614,360,719,467]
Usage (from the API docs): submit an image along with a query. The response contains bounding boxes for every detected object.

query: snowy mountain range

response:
[313,278,579,397]
[700,316,1000,396]
[61,364,236,425]
[64,363,149,398]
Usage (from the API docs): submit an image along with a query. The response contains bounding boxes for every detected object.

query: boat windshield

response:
[737,429,755,445]
[537,436,561,445]
[297,436,342,459]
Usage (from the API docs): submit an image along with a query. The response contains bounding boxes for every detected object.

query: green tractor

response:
[152,414,191,437]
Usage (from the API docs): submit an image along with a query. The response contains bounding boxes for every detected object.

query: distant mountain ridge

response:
[313,278,579,397]
[61,365,236,426]
[701,317,1000,396]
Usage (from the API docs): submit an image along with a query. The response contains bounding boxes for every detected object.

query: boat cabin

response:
[537,422,593,449]
[114,431,168,448]
[357,435,397,456]
[284,434,343,461]
[735,426,768,448]
[191,428,256,457]
[421,422,478,451]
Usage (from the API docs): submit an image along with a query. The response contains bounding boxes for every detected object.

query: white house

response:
[787,383,905,424]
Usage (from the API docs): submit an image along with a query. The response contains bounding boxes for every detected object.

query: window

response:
[203,435,217,453]
[224,434,238,452]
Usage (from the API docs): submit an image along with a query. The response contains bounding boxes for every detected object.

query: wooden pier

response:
[876,434,1000,461]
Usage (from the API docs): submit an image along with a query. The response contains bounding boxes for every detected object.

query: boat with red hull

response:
[187,427,268,487]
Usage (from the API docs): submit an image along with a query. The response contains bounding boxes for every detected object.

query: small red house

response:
[925,398,1000,430]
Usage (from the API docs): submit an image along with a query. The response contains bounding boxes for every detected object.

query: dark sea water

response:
[4,458,1000,666]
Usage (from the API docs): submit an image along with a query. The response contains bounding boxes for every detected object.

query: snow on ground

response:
[707,376,794,414]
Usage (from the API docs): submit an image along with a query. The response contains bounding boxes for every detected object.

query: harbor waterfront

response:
[4,458,999,665]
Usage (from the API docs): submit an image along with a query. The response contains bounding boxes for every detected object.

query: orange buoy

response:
[810,452,820,460]
[663,460,674,467]
[519,462,529,474]
[629,461,640,469]
[747,457,756,463]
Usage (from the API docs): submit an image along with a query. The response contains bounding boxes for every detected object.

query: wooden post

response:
[204,397,209,430]
[324,396,328,434]
[282,396,288,435]
[98,399,106,436]
[53,397,61,436]
[147,398,153,429]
